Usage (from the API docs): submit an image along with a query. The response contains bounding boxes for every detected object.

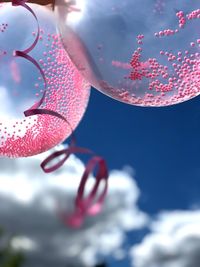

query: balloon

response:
[54,0,200,107]
[0,3,90,157]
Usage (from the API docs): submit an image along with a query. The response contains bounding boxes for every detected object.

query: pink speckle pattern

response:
[104,8,200,107]
[0,6,90,157]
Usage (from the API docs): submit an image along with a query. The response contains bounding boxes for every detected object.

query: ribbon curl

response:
[11,0,109,228]
[25,107,109,228]
[12,0,47,109]
[12,0,40,54]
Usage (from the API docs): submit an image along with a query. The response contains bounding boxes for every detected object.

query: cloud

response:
[130,210,200,267]
[0,146,148,267]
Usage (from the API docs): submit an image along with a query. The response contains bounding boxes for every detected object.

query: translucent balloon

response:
[55,0,200,107]
[0,3,90,157]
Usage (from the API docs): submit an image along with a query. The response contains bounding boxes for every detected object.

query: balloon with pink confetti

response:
[55,0,199,107]
[0,3,90,157]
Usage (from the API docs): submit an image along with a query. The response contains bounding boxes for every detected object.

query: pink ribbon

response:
[14,51,47,87]
[10,0,109,228]
[24,107,109,228]
[24,108,68,123]
[43,144,109,228]
[60,156,108,228]
[11,0,47,110]
[76,156,108,215]
[41,144,92,173]
[12,0,40,54]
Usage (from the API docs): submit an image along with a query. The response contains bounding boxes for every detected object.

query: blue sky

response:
[77,87,200,213]
[0,86,199,267]
[75,87,200,266]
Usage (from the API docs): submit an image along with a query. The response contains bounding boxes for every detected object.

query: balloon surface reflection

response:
[55,0,200,106]
[0,4,90,157]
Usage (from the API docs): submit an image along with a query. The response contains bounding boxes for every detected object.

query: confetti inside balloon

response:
[55,0,199,107]
[0,3,90,157]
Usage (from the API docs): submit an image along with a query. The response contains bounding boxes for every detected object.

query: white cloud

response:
[0,146,148,267]
[130,210,200,267]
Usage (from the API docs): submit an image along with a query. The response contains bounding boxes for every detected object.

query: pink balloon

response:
[0,4,90,157]
[55,0,200,107]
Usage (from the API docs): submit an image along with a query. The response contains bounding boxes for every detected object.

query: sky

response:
[78,87,200,214]
[1,65,200,267]
[0,142,148,267]
[75,87,200,266]
[1,88,200,267]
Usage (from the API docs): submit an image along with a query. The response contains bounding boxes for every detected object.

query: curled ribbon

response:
[10,0,109,228]
[43,145,109,228]
[12,0,47,109]
[61,157,108,228]
[24,108,109,228]
[12,0,40,54]
[13,51,47,87]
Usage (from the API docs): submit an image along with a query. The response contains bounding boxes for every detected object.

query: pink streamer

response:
[10,0,109,228]
[24,108,67,123]
[24,107,109,228]
[12,0,40,54]
[12,0,47,110]
[41,144,92,173]
[60,156,108,228]
[14,51,47,87]
[76,156,108,215]
[40,131,109,228]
